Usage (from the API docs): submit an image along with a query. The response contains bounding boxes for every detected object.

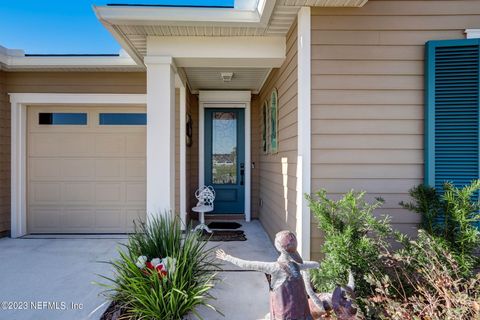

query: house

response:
[1,0,479,261]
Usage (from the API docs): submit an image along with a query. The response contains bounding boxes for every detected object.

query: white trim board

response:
[146,37,285,68]
[179,83,187,231]
[9,93,147,238]
[198,91,251,222]
[0,46,141,71]
[465,29,480,39]
[296,7,312,260]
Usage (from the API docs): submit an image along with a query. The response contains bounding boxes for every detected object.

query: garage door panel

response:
[29,134,61,157]
[95,209,125,229]
[126,159,146,179]
[64,182,93,202]
[95,134,126,156]
[95,183,124,202]
[59,134,93,157]
[62,159,95,179]
[30,158,61,179]
[27,106,146,234]
[126,134,146,155]
[126,183,146,202]
[95,159,125,179]
[126,209,146,229]
[30,208,61,230]
[30,182,61,202]
[62,208,95,229]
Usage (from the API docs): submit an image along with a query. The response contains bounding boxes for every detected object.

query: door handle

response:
[240,163,244,186]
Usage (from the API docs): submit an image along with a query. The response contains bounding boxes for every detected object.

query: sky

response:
[0,0,233,54]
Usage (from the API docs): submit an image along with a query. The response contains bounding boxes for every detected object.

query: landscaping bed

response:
[307,181,480,319]
[97,215,220,320]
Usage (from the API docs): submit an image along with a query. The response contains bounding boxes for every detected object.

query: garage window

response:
[99,113,147,125]
[39,113,87,125]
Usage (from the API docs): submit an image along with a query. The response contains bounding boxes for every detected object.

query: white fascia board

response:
[7,56,139,68]
[93,0,275,28]
[94,6,262,27]
[147,36,285,68]
[0,43,142,70]
[0,46,23,66]
[98,20,146,67]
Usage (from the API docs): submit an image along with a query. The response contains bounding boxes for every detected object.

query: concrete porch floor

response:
[194,220,278,320]
[0,220,277,320]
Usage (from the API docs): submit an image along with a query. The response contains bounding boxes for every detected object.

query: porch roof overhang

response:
[94,0,368,92]
[94,0,369,67]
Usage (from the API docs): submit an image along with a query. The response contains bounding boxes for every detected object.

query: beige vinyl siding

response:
[310,0,480,260]
[258,20,298,241]
[0,71,10,235]
[185,89,198,222]
[6,72,146,94]
[187,92,199,217]
[251,95,260,219]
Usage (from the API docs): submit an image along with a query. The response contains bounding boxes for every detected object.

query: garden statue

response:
[215,230,358,320]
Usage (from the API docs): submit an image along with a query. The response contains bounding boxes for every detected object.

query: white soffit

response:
[94,0,368,64]
[184,67,270,93]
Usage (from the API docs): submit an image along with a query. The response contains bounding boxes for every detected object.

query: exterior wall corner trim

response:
[297,6,312,260]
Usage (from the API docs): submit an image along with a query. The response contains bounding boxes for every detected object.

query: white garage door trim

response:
[9,93,147,238]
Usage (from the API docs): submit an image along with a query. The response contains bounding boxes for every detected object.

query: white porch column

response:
[145,56,176,218]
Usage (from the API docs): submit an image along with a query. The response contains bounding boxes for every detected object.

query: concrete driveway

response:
[0,236,124,320]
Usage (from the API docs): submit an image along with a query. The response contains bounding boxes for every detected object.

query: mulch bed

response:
[100,301,125,320]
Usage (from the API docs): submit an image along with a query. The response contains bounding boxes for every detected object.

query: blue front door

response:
[205,108,245,214]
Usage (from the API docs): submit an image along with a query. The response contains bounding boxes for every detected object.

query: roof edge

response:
[0,45,143,71]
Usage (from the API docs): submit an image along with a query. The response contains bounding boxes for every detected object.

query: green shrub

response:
[401,181,480,274]
[362,230,480,320]
[306,190,393,297]
[98,214,220,320]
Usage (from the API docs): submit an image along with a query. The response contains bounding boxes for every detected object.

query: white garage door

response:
[27,106,146,233]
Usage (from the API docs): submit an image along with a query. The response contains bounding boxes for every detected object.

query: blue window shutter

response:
[425,39,480,191]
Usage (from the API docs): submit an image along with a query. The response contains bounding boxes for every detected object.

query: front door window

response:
[212,112,237,184]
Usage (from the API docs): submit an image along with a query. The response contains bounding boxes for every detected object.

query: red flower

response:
[156,264,168,277]
[145,261,154,270]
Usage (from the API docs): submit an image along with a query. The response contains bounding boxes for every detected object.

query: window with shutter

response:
[425,39,480,190]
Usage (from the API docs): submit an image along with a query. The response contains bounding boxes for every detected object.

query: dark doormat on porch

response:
[207,221,242,230]
[201,230,247,242]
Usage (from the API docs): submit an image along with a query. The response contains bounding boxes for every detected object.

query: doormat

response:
[207,221,242,230]
[201,230,247,242]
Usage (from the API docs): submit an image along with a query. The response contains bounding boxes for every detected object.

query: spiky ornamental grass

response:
[97,214,221,320]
